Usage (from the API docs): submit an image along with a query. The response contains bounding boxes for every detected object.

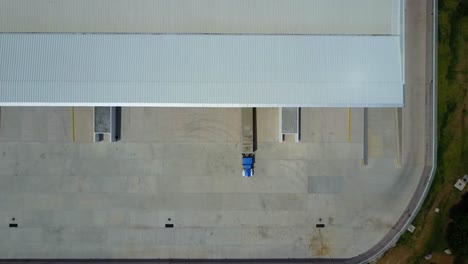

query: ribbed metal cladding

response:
[0,0,400,35]
[0,34,403,107]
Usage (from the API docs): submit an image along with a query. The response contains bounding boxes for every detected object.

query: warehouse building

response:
[0,0,404,108]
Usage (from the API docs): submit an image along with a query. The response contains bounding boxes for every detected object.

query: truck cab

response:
[242,154,254,177]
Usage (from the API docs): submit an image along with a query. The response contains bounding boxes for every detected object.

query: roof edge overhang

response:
[0,33,404,108]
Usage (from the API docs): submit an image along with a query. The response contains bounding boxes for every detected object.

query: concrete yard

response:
[0,102,423,259]
[0,0,433,261]
[0,104,410,258]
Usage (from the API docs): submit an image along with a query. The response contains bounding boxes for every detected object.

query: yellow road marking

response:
[348,108,351,143]
[72,107,75,143]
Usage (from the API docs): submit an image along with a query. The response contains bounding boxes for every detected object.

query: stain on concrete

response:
[258,226,269,239]
[366,217,393,230]
[309,230,331,257]
[43,226,65,244]
[215,214,222,224]
[260,197,267,210]
[131,224,153,230]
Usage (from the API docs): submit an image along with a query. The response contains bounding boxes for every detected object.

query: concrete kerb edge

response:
[359,0,438,263]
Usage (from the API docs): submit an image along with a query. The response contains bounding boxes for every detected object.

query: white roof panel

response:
[0,34,403,107]
[0,0,400,35]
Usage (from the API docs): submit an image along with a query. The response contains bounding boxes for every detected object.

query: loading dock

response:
[279,107,300,142]
[93,107,121,142]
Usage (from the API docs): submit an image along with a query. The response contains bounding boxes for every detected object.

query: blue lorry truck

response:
[241,108,255,177]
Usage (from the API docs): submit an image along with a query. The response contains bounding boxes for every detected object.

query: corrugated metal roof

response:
[0,0,399,35]
[0,34,403,107]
